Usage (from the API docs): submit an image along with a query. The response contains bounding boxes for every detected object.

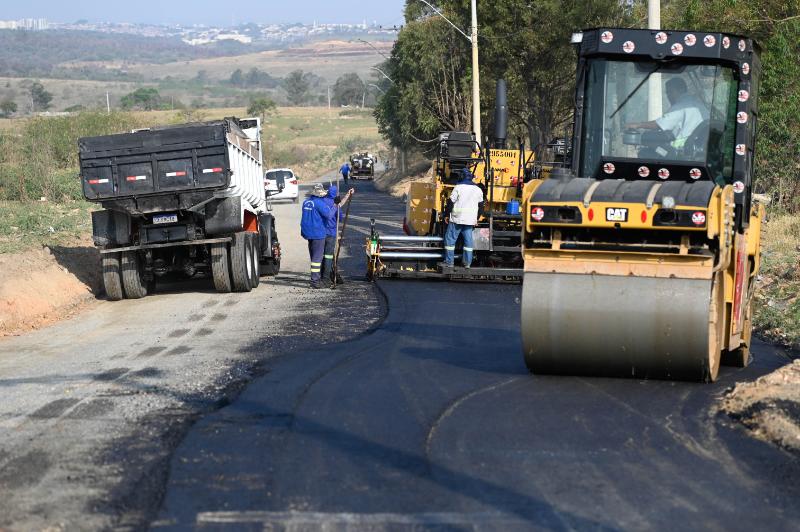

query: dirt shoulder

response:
[0,237,101,337]
[721,359,800,453]
[373,158,433,199]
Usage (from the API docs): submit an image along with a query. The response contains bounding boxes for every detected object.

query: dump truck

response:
[367,80,535,282]
[520,28,764,382]
[80,118,281,300]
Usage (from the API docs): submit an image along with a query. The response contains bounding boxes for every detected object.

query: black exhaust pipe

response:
[493,79,508,149]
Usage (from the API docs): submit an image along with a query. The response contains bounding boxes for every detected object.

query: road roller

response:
[367,80,537,283]
[521,28,764,382]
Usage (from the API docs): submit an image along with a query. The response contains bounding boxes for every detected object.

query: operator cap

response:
[312,183,327,197]
[461,168,475,180]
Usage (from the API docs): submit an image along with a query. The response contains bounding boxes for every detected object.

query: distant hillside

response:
[0,30,259,79]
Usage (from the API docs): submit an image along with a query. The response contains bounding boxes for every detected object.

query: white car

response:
[264,168,299,202]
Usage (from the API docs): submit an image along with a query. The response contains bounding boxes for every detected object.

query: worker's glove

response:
[334,196,342,205]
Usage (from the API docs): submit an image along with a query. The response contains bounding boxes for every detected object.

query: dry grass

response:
[100,40,393,82]
[0,106,383,254]
[754,212,800,350]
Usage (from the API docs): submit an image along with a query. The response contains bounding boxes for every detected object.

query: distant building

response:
[0,18,48,31]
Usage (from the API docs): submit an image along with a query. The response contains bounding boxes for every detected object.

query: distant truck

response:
[79,118,281,300]
[349,152,376,179]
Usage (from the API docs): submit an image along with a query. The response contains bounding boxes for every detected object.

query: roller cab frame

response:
[521,28,764,381]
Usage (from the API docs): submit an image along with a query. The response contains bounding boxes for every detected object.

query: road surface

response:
[154,181,800,530]
[0,182,383,531]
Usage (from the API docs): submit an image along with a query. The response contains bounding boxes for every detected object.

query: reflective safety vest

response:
[449,182,483,226]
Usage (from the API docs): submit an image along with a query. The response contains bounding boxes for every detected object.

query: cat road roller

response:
[521,28,764,381]
[367,81,535,282]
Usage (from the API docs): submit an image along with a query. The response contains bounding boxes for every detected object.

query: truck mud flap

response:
[92,210,131,246]
[205,196,243,235]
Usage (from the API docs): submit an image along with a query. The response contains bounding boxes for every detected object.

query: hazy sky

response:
[1,0,407,26]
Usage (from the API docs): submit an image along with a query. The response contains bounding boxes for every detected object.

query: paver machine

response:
[520,28,764,381]
[350,152,376,179]
[367,80,535,282]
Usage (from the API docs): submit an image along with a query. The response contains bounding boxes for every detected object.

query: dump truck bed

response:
[79,119,264,213]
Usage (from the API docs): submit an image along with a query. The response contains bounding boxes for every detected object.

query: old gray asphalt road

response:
[0,182,382,531]
[156,181,800,531]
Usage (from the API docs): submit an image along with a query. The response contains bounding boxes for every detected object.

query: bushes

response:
[0,111,143,201]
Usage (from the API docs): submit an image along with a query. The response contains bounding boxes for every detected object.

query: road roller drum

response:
[522,273,724,381]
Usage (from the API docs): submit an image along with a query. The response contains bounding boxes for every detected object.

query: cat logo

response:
[605,207,628,222]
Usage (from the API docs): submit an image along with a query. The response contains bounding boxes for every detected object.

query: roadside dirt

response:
[374,160,432,199]
[721,359,800,453]
[0,236,101,337]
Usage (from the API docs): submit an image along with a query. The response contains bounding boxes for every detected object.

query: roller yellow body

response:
[520,28,764,381]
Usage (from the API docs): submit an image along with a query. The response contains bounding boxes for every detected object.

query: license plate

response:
[605,207,628,222]
[153,214,178,224]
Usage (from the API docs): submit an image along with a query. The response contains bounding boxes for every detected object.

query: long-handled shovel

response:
[332,190,354,289]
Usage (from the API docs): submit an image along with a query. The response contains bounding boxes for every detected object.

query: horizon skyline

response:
[0,1,406,27]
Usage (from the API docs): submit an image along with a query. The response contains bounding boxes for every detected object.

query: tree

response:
[657,0,800,211]
[333,73,366,107]
[120,87,163,111]
[0,99,17,117]
[247,97,277,120]
[283,70,311,106]
[479,0,629,152]
[229,69,245,87]
[29,81,52,111]
[194,70,209,84]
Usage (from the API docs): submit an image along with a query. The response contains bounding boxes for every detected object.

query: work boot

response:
[310,281,322,289]
[331,272,345,285]
[438,262,454,272]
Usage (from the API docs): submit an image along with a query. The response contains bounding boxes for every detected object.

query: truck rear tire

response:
[230,232,252,292]
[121,251,148,299]
[102,253,124,301]
[211,242,233,293]
[261,258,280,276]
[249,233,260,288]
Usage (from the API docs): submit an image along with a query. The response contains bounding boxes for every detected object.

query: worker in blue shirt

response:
[339,162,351,185]
[300,184,335,288]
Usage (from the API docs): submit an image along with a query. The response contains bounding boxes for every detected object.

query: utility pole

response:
[470,0,481,143]
[327,85,331,117]
[648,0,662,121]
[106,92,110,114]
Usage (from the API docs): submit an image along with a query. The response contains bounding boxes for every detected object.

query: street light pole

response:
[470,0,481,143]
[648,0,662,121]
[370,66,394,83]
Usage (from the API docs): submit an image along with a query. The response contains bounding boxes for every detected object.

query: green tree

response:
[194,70,209,84]
[120,87,163,111]
[479,0,628,151]
[333,73,366,107]
[377,1,627,155]
[247,97,277,120]
[29,81,53,111]
[229,68,245,87]
[0,99,17,117]
[657,0,800,211]
[283,70,311,106]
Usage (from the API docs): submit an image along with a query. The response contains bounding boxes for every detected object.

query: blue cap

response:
[460,168,474,180]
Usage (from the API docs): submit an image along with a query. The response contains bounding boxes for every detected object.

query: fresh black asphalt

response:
[155,180,800,530]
